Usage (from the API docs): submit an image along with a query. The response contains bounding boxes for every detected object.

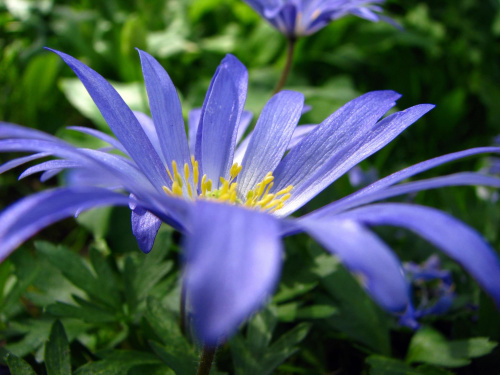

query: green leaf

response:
[144,297,192,352]
[230,308,311,375]
[311,247,391,354]
[367,356,423,375]
[148,341,197,375]
[124,232,173,314]
[45,320,71,375]
[6,319,53,358]
[3,350,37,375]
[277,302,337,322]
[406,327,498,368]
[36,242,119,309]
[260,322,311,374]
[74,350,161,375]
[46,298,116,324]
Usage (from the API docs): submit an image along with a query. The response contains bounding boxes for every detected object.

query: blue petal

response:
[46,48,169,191]
[238,91,304,197]
[133,111,164,163]
[270,91,405,216]
[188,108,202,154]
[137,49,191,169]
[234,123,316,165]
[19,160,81,180]
[299,216,408,312]
[130,194,162,254]
[338,203,500,307]
[307,147,500,218]
[183,201,282,345]
[195,54,248,187]
[67,126,128,154]
[0,152,50,174]
[0,187,131,261]
[189,109,253,156]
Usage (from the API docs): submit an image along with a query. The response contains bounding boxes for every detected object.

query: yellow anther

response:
[276,185,293,196]
[162,159,293,212]
[201,175,208,196]
[172,160,179,178]
[219,193,230,201]
[162,186,173,196]
[279,193,291,203]
[264,181,274,196]
[257,194,275,207]
[263,199,280,210]
[166,167,174,182]
[230,162,242,180]
[172,181,183,196]
[229,190,237,203]
[184,162,190,181]
[263,175,274,185]
[192,158,199,186]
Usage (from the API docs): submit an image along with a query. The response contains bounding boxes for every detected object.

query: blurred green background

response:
[1,0,500,374]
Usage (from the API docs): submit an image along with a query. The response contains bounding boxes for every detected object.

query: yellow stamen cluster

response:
[244,172,293,213]
[162,157,293,213]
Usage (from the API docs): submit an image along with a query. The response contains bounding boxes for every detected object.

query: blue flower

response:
[242,0,393,37]
[1,49,500,345]
[399,255,455,329]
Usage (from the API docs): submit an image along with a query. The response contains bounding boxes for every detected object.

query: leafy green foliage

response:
[45,320,71,375]
[229,308,311,375]
[406,327,497,368]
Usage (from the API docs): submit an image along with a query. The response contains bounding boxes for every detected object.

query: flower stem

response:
[196,345,217,375]
[180,282,187,335]
[272,37,296,95]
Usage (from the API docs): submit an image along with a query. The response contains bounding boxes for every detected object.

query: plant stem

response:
[196,345,217,375]
[272,37,296,95]
[180,282,187,335]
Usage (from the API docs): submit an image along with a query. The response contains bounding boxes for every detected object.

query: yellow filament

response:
[192,156,199,186]
[184,163,190,181]
[166,167,174,182]
[162,158,293,212]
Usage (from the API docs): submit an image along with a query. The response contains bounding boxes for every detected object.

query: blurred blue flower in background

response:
[1,49,500,345]
[399,255,455,329]
[242,0,393,37]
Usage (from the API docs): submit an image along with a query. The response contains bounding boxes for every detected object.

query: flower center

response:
[162,156,293,213]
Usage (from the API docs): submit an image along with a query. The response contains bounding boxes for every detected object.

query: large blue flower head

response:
[1,49,500,345]
[243,0,391,37]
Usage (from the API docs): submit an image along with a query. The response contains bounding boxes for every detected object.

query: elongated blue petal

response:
[236,110,254,145]
[238,91,304,197]
[308,147,500,218]
[19,160,81,180]
[130,194,162,254]
[0,152,49,174]
[184,201,282,345]
[195,54,248,187]
[270,91,403,215]
[188,108,202,154]
[137,49,191,168]
[189,109,253,156]
[234,124,316,165]
[133,111,164,163]
[67,126,128,154]
[0,188,131,261]
[46,48,169,191]
[275,103,434,216]
[299,217,408,311]
[338,203,500,306]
